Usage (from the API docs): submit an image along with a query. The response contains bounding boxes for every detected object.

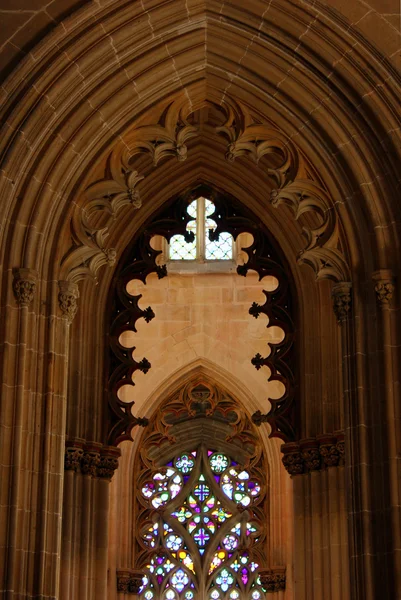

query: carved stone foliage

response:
[372,270,395,308]
[116,570,144,594]
[12,268,38,307]
[58,280,79,322]
[281,432,345,475]
[332,282,352,323]
[259,567,286,593]
[61,100,197,284]
[107,184,296,445]
[64,440,120,480]
[216,100,350,284]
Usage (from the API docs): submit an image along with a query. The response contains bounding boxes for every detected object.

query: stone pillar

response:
[61,441,120,600]
[282,433,349,600]
[0,271,74,599]
[372,270,401,597]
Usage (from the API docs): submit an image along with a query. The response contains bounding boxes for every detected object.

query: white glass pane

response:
[205,231,233,260]
[170,234,197,260]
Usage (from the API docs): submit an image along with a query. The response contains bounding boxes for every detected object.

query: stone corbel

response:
[64,440,121,480]
[259,567,286,593]
[281,431,345,475]
[58,280,79,323]
[116,569,144,594]
[372,270,395,309]
[332,282,352,323]
[12,267,38,307]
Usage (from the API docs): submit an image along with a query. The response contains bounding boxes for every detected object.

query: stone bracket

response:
[281,431,345,475]
[65,439,121,480]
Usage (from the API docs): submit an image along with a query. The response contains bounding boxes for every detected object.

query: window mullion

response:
[198,197,206,262]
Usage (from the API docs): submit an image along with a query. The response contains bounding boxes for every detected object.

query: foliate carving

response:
[281,443,304,475]
[61,100,198,284]
[216,100,350,283]
[65,442,84,472]
[81,445,101,477]
[116,570,144,594]
[372,270,395,308]
[97,447,120,480]
[281,432,345,475]
[332,282,352,323]
[58,280,79,322]
[259,567,286,592]
[12,268,38,307]
[300,439,321,471]
[64,441,121,479]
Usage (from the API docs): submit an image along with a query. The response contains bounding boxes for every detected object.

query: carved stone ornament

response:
[281,442,304,476]
[216,99,350,283]
[97,447,121,480]
[61,99,198,284]
[58,280,79,322]
[372,270,395,308]
[81,444,102,477]
[116,570,144,594]
[65,441,85,472]
[259,567,286,593]
[332,282,352,323]
[300,439,321,471]
[64,441,121,479]
[12,268,38,307]
[108,184,295,445]
[281,432,345,475]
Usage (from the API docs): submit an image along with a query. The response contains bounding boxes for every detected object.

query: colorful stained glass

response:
[194,482,210,501]
[175,453,195,474]
[165,534,183,551]
[193,527,210,546]
[216,568,234,592]
[139,448,265,600]
[209,551,227,574]
[171,569,189,592]
[209,453,229,473]
[222,534,239,550]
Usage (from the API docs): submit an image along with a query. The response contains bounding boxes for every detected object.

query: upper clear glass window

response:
[169,198,233,262]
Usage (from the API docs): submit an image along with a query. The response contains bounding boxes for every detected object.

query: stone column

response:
[372,270,401,597]
[3,269,38,598]
[282,433,349,600]
[60,441,120,600]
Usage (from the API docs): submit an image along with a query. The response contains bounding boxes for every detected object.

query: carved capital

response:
[281,432,345,475]
[116,570,144,594]
[300,439,321,471]
[372,270,395,308]
[259,567,286,592]
[332,282,352,323]
[317,434,340,467]
[98,446,121,481]
[81,443,102,477]
[281,442,304,475]
[58,280,79,322]
[12,268,38,307]
[65,440,85,472]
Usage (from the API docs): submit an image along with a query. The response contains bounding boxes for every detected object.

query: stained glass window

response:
[138,447,265,599]
[169,198,233,261]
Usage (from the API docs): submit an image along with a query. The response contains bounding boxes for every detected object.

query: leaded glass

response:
[139,446,265,600]
[169,197,233,262]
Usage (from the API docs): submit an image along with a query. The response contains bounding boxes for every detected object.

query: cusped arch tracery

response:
[106,182,297,446]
